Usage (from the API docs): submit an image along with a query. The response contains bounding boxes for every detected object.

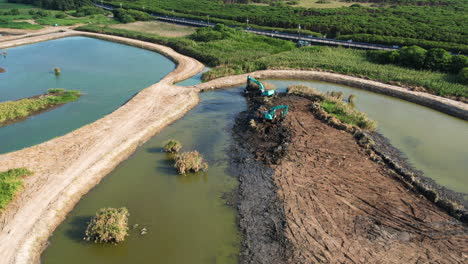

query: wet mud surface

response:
[231,91,468,263]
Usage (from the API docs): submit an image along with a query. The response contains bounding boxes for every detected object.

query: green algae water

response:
[266,80,468,194]
[41,86,244,264]
[0,36,174,154]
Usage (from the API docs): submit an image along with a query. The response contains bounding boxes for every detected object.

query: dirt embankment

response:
[0,30,204,264]
[232,91,468,263]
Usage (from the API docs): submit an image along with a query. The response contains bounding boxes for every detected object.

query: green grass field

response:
[0,168,32,210]
[77,25,467,99]
[0,2,115,29]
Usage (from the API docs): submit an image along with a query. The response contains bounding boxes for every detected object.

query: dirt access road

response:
[234,94,468,263]
[0,30,204,264]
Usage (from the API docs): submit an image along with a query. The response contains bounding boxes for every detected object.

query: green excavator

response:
[246,75,275,96]
[263,105,289,121]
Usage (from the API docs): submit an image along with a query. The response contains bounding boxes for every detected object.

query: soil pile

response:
[232,91,468,263]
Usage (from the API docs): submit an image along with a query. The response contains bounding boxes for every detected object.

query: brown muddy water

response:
[41,78,467,264]
[41,85,245,264]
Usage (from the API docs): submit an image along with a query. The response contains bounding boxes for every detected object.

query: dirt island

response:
[232,88,468,263]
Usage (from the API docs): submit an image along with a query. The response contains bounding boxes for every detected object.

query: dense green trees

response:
[459,68,468,84]
[103,0,467,50]
[8,0,91,10]
[369,46,468,82]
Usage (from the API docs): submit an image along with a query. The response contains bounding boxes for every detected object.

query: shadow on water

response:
[64,215,92,243]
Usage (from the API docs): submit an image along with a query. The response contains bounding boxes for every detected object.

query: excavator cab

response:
[263,105,289,121]
[247,75,275,96]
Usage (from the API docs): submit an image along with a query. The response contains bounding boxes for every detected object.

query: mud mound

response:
[232,91,468,264]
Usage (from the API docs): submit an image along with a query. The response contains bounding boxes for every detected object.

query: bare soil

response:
[232,92,468,263]
[110,21,196,38]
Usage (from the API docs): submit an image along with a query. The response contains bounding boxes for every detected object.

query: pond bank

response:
[0,28,466,264]
[232,91,467,263]
[0,30,204,264]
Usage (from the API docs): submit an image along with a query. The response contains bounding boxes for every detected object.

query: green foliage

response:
[369,46,468,79]
[73,5,104,17]
[8,0,92,10]
[287,84,375,129]
[113,8,152,23]
[321,98,376,130]
[424,48,451,71]
[104,0,467,48]
[398,45,427,69]
[174,151,208,174]
[259,46,467,98]
[0,89,81,126]
[449,55,468,74]
[84,207,129,243]
[459,68,468,84]
[0,168,32,210]
[77,25,467,99]
[163,139,182,153]
[54,12,66,18]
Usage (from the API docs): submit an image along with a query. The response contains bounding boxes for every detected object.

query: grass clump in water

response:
[0,89,81,126]
[84,207,129,244]
[0,168,32,210]
[174,151,208,174]
[163,139,182,153]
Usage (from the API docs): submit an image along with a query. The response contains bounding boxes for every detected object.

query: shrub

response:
[449,55,468,74]
[458,67,468,84]
[163,139,182,153]
[398,45,427,69]
[174,151,208,174]
[84,207,129,243]
[424,48,451,71]
[55,13,66,19]
[113,8,152,23]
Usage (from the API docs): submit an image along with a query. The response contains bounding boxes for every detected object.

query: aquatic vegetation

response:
[84,207,129,243]
[53,67,60,76]
[163,139,182,153]
[174,151,208,174]
[0,168,32,210]
[0,89,81,126]
[287,84,375,130]
[320,97,376,130]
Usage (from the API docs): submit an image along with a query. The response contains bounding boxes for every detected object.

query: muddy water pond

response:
[41,86,244,264]
[0,36,174,154]
[267,79,468,195]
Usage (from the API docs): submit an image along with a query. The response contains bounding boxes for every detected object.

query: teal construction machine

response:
[263,105,289,121]
[246,75,275,96]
